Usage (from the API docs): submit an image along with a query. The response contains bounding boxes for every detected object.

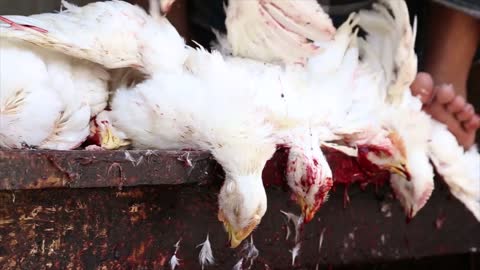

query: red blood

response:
[356,144,389,173]
[84,121,101,147]
[322,146,366,185]
[322,146,390,206]
[314,176,333,206]
[262,146,390,206]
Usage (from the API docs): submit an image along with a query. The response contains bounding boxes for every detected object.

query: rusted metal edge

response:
[0,149,221,190]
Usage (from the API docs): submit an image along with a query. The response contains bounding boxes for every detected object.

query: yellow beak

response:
[100,127,130,150]
[225,223,244,248]
[297,196,315,223]
[389,162,410,181]
[218,211,259,248]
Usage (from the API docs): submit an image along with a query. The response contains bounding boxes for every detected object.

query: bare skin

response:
[410,3,480,148]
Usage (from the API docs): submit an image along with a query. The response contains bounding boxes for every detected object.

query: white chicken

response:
[8,0,277,248]
[0,0,189,150]
[428,123,480,221]
[240,0,432,219]
[218,0,439,221]
[0,0,187,74]
[0,39,108,150]
[217,0,359,223]
[219,0,411,221]
[347,0,435,218]
[18,0,280,247]
[355,0,479,220]
[100,48,278,248]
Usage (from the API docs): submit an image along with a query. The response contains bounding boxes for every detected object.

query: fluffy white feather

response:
[220,0,335,64]
[104,48,277,248]
[0,0,188,74]
[354,0,435,218]
[429,122,480,221]
[357,0,479,222]
[290,242,301,266]
[280,210,303,243]
[197,234,214,269]
[356,0,418,103]
[0,40,107,150]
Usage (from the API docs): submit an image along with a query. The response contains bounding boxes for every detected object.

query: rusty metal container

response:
[0,149,479,269]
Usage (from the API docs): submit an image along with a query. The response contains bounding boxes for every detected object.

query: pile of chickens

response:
[1,0,479,248]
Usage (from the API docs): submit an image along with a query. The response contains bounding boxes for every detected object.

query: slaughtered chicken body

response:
[221,0,479,222]
[0,0,186,150]
[104,48,279,248]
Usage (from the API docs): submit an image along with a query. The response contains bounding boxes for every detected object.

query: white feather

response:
[354,0,435,218]
[232,259,243,270]
[169,255,180,270]
[0,0,187,74]
[107,48,278,244]
[221,0,335,64]
[318,228,326,253]
[0,39,106,150]
[429,122,480,221]
[280,210,303,243]
[290,242,301,266]
[197,234,214,269]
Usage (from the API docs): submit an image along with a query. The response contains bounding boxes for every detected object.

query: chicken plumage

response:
[0,39,108,149]
[219,0,335,65]
[0,0,186,150]
[217,0,363,223]
[96,46,278,248]
[0,0,187,75]
[355,0,479,220]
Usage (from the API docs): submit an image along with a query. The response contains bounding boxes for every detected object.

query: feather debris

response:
[169,239,182,270]
[124,151,144,167]
[280,210,303,243]
[197,234,214,269]
[232,258,243,270]
[318,228,326,253]
[290,242,301,266]
[239,236,259,269]
[170,255,180,270]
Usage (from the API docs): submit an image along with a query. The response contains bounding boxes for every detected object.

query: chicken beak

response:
[296,196,315,223]
[100,127,130,150]
[227,226,243,249]
[303,206,316,223]
[389,162,410,181]
[218,210,259,248]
